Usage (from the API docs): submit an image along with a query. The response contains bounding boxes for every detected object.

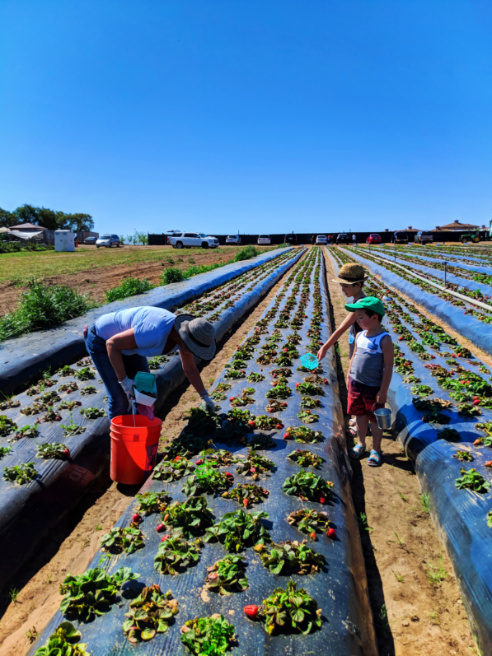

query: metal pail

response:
[374,407,392,430]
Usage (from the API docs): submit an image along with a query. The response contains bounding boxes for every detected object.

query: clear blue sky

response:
[1,1,491,235]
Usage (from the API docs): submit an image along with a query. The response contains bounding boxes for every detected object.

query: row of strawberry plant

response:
[30,247,376,656]
[0,248,304,593]
[378,244,492,276]
[328,246,492,655]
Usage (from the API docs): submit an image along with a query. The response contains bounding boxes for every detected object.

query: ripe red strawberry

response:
[132,513,141,523]
[472,399,481,406]
[485,461,492,467]
[225,472,233,478]
[398,336,403,341]
[309,531,316,540]
[63,448,70,458]
[327,528,337,539]
[244,605,259,619]
[296,383,300,387]
[156,523,165,532]
[283,402,287,406]
[276,423,282,429]
[196,459,204,465]
[243,498,249,507]
[250,466,257,473]
[229,397,235,401]
[208,571,218,580]
[248,420,256,428]
[161,534,170,542]
[323,378,328,384]
[319,496,326,504]
[273,374,277,378]
[283,432,289,439]
[174,456,181,461]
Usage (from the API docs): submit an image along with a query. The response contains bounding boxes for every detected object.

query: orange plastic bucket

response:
[110,415,162,485]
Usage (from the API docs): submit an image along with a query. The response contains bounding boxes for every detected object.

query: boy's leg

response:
[369,420,383,452]
[355,415,369,447]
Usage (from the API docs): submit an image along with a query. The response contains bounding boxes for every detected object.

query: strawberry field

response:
[27,248,377,655]
[329,246,492,654]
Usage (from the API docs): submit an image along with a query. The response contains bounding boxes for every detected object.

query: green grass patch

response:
[0,280,96,341]
[105,276,155,302]
[233,245,258,262]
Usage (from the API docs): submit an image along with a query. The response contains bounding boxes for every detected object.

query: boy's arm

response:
[318,312,358,360]
[376,336,394,405]
[347,340,357,389]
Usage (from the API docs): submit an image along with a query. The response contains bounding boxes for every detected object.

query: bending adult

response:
[84,307,216,419]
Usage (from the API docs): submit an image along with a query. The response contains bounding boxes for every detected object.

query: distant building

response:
[435,220,479,231]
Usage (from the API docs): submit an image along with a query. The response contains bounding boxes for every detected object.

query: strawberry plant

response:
[0,398,20,410]
[33,621,89,655]
[61,416,85,436]
[224,368,246,380]
[247,433,277,450]
[3,462,37,484]
[436,428,461,442]
[148,355,170,370]
[455,469,490,493]
[205,555,248,595]
[13,424,39,440]
[300,397,321,409]
[58,382,79,393]
[235,450,276,477]
[153,457,195,481]
[182,465,233,496]
[0,415,18,436]
[265,382,291,400]
[75,367,96,381]
[254,415,284,430]
[35,391,61,404]
[0,445,12,458]
[272,367,293,378]
[410,384,434,397]
[123,585,178,643]
[154,536,203,575]
[287,509,330,536]
[422,410,451,424]
[180,614,236,656]
[36,443,70,459]
[58,400,82,411]
[204,509,271,552]
[287,449,324,468]
[161,495,215,537]
[183,407,220,437]
[247,372,265,383]
[297,409,319,423]
[283,471,333,503]
[59,567,139,622]
[222,483,269,508]
[284,426,323,443]
[135,491,172,515]
[296,382,324,396]
[457,402,482,417]
[58,365,75,377]
[453,450,473,462]
[249,580,322,635]
[230,389,255,407]
[198,448,236,467]
[100,525,145,554]
[265,400,288,413]
[80,385,97,396]
[80,407,107,419]
[216,408,254,442]
[256,540,326,576]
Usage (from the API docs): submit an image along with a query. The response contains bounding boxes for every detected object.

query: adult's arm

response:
[318,312,358,360]
[178,345,206,396]
[105,329,138,381]
[376,336,394,405]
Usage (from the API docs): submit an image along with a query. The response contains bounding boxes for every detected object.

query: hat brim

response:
[174,314,217,360]
[331,277,366,284]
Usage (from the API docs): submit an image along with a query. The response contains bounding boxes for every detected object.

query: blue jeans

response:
[84,324,150,420]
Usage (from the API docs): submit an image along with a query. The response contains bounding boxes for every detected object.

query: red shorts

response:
[347,378,383,422]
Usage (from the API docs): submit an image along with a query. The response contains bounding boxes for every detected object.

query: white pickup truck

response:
[167,232,220,249]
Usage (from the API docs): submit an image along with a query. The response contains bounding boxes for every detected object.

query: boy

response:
[317,263,367,361]
[345,297,394,467]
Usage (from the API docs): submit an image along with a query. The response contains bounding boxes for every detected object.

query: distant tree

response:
[11,205,93,232]
[66,213,94,233]
[0,207,16,228]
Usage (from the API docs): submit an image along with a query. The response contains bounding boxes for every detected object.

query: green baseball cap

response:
[345,296,385,317]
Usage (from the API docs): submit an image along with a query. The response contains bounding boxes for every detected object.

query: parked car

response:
[168,232,219,249]
[315,235,327,244]
[226,235,242,245]
[164,230,183,244]
[336,233,349,244]
[414,230,433,244]
[96,234,122,248]
[257,235,271,245]
[84,236,98,245]
[393,232,408,244]
[366,233,382,244]
[283,233,297,245]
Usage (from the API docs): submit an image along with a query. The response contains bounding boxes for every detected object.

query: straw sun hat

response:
[332,263,367,285]
[174,314,217,360]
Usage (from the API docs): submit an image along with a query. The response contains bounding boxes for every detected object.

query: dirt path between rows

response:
[323,251,477,656]
[0,260,295,655]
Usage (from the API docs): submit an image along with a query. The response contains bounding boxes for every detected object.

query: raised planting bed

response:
[30,248,377,655]
[0,249,303,592]
[328,247,492,654]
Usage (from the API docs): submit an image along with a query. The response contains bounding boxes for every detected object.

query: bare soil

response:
[324,252,477,656]
[0,245,269,316]
[0,249,479,655]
